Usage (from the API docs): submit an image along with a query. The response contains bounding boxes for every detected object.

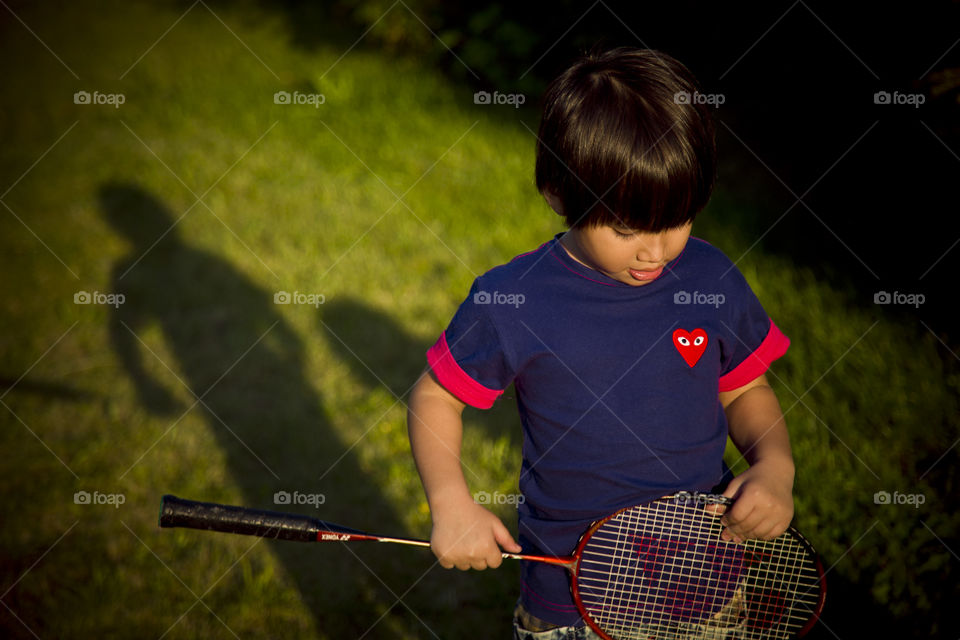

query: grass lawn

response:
[1,1,957,638]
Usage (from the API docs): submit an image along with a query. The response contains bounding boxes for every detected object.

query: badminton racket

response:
[159,492,825,639]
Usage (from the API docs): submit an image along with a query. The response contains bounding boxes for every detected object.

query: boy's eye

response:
[612,228,635,239]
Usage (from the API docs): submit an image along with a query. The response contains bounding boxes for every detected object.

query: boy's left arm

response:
[717,374,795,542]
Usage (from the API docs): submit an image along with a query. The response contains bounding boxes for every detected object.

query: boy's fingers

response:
[715,478,794,542]
[721,529,743,544]
[493,521,522,554]
[712,477,745,517]
[724,510,792,542]
[721,500,765,542]
[720,476,744,500]
[436,521,518,571]
[756,515,791,540]
[703,501,726,516]
[442,548,491,571]
[720,498,752,529]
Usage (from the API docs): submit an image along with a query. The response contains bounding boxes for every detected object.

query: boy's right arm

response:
[407,369,522,570]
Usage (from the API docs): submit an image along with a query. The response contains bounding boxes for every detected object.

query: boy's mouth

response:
[628,266,664,282]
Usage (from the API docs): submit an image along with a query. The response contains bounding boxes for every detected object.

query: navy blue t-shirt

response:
[426,233,789,626]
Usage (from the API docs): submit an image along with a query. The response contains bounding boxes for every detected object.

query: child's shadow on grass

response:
[101,182,434,637]
[320,297,525,631]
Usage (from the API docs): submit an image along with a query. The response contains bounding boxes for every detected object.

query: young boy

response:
[407,47,795,638]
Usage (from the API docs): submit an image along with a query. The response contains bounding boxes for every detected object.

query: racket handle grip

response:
[159,494,361,542]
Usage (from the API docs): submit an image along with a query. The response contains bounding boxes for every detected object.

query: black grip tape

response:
[159,495,364,542]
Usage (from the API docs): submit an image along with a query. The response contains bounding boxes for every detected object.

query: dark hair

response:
[535,47,717,231]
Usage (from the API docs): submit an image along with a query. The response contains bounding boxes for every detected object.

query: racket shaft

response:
[159,495,574,566]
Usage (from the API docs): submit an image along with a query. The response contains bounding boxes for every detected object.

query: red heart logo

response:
[673,328,708,367]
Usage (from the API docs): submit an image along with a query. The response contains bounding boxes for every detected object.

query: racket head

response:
[569,492,825,640]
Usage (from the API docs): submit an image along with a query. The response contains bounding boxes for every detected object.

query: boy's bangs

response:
[569,111,706,232]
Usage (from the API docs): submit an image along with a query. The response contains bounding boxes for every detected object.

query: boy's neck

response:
[558,230,592,270]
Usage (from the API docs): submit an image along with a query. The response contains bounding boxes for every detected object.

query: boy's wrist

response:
[749,455,796,487]
[427,484,476,517]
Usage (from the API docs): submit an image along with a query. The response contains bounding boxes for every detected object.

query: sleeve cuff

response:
[718,320,790,392]
[426,332,504,409]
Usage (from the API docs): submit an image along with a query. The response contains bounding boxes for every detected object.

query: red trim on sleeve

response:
[426,332,504,409]
[718,320,790,392]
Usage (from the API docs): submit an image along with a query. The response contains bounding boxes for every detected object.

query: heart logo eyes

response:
[673,328,708,367]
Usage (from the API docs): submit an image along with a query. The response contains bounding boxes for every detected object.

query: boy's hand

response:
[718,374,795,543]
[430,496,522,571]
[716,460,794,543]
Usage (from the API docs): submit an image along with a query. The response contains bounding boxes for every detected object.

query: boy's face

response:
[543,190,692,286]
[560,221,693,287]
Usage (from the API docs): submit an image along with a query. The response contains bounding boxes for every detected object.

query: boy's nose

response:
[635,236,667,263]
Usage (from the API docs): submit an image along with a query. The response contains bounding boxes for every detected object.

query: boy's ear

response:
[542,188,565,217]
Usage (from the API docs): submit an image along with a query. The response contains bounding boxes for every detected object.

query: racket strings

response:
[575,498,822,640]
[743,533,821,635]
